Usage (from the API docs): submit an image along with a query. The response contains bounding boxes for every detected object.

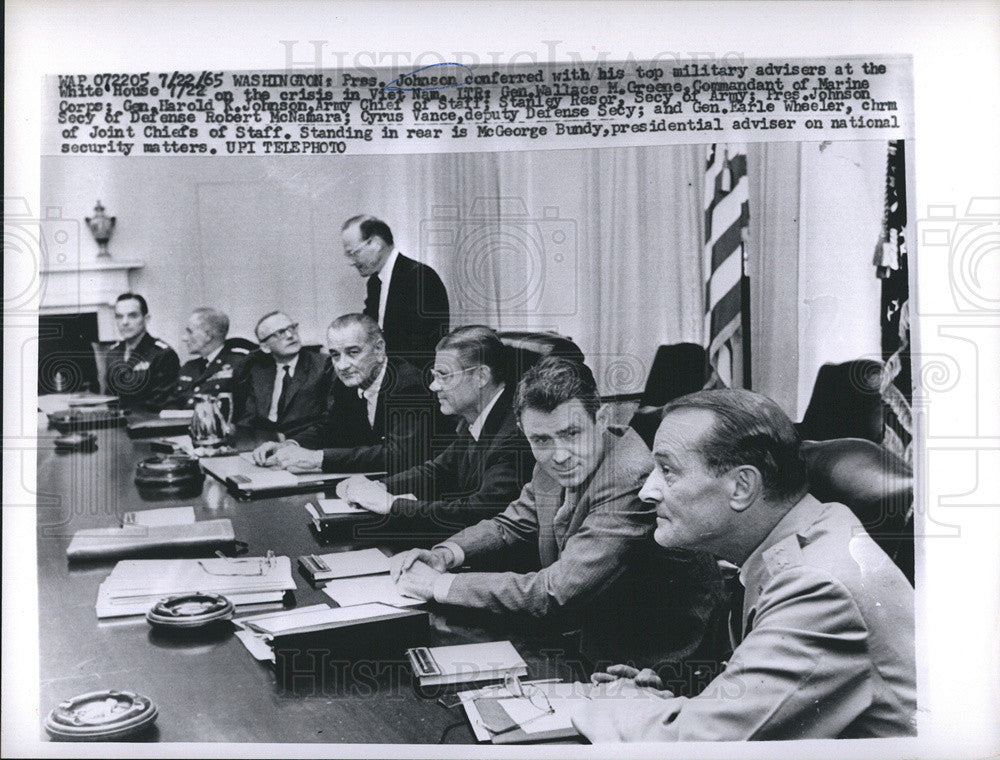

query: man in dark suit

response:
[236,311,332,448]
[573,390,916,741]
[388,356,723,669]
[161,307,251,410]
[252,313,436,475]
[336,325,535,542]
[342,214,449,364]
[104,292,180,410]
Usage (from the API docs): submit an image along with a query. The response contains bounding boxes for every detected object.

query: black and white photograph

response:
[4,2,999,758]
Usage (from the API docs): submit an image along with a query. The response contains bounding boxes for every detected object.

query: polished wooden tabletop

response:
[36,420,582,744]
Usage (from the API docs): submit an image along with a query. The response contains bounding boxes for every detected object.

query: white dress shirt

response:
[267,352,300,422]
[375,248,400,327]
[358,358,388,427]
[468,385,505,442]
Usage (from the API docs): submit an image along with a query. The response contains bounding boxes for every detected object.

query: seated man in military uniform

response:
[103,292,180,410]
[162,307,251,410]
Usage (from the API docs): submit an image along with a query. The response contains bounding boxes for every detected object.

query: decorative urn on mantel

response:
[85,201,116,258]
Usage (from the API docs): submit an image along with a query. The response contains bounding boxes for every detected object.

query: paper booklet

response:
[406,640,528,687]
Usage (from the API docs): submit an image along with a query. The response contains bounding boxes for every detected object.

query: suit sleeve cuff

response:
[432,572,457,603]
[434,541,465,568]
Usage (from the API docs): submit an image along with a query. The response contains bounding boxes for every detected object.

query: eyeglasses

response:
[437,674,555,735]
[343,238,372,260]
[259,323,299,343]
[429,365,481,387]
[198,550,276,577]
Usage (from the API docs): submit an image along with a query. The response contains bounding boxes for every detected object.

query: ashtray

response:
[54,432,98,452]
[44,689,158,741]
[135,454,204,495]
[146,592,235,630]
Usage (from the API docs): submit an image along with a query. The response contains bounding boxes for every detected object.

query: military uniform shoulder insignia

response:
[229,347,250,355]
[762,534,804,575]
[154,339,170,349]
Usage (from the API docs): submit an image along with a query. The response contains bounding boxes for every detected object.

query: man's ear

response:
[728,465,763,512]
[595,404,613,428]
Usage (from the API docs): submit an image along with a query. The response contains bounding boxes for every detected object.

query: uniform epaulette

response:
[762,533,805,576]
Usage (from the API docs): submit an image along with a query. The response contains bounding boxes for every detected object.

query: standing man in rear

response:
[341,214,449,365]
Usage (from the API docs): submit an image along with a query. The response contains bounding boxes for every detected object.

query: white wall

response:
[797,141,887,415]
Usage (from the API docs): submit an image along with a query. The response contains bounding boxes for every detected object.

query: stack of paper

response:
[233,602,424,662]
[95,556,296,618]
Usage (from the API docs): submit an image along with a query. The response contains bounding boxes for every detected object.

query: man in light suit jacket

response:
[336,325,534,543]
[253,313,436,475]
[342,214,449,364]
[573,389,916,741]
[236,311,332,449]
[389,356,723,668]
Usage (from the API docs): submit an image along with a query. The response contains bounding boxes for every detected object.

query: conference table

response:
[35,415,584,744]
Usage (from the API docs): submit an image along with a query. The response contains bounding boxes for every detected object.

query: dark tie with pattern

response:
[364,273,382,322]
[727,572,746,649]
[276,365,292,418]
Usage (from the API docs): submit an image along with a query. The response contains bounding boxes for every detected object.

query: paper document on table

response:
[68,394,118,407]
[122,506,196,527]
[37,394,73,415]
[243,602,408,634]
[157,435,196,455]
[322,574,425,608]
[159,408,194,419]
[234,629,276,662]
[315,498,367,515]
[299,548,391,581]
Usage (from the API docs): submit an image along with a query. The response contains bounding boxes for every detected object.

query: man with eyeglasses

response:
[387,356,725,672]
[341,215,449,364]
[236,311,332,447]
[252,313,437,475]
[335,325,534,541]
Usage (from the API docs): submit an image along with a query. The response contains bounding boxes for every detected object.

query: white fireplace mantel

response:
[39,259,146,341]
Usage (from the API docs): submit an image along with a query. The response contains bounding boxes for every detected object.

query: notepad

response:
[406,640,528,687]
[322,574,425,608]
[297,548,391,582]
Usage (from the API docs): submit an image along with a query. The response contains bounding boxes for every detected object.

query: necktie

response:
[552,488,575,549]
[123,346,132,363]
[275,365,292,420]
[726,573,746,649]
[364,273,382,322]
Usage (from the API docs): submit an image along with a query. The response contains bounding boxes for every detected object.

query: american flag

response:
[704,144,750,388]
